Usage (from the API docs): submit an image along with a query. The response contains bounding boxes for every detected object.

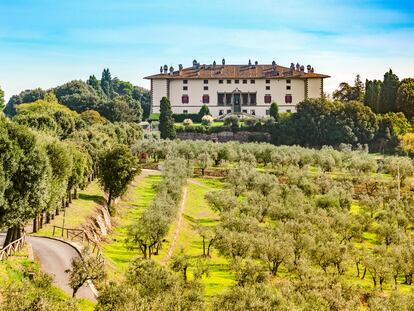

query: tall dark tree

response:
[198,105,211,119]
[269,102,280,121]
[380,69,399,113]
[364,79,382,113]
[395,78,414,118]
[353,74,365,102]
[101,68,112,98]
[159,97,176,139]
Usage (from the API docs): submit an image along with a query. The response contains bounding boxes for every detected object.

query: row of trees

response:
[134,139,414,181]
[3,69,150,123]
[334,70,414,118]
[0,98,142,247]
[202,158,414,308]
[159,94,412,154]
[127,140,414,309]
[271,98,412,151]
[127,157,190,259]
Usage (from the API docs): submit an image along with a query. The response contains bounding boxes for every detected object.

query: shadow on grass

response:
[78,193,105,205]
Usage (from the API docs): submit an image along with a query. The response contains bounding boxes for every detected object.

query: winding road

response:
[0,233,96,302]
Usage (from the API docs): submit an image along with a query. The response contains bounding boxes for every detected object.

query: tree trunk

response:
[207,238,215,257]
[68,190,72,204]
[201,168,205,176]
[183,267,187,282]
[356,262,360,277]
[107,191,112,210]
[33,216,38,233]
[3,226,21,248]
[39,213,44,229]
[361,267,367,280]
[74,188,78,199]
[46,212,51,224]
[271,261,281,276]
[202,236,206,257]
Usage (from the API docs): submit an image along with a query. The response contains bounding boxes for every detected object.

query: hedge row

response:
[175,124,273,134]
[173,113,203,123]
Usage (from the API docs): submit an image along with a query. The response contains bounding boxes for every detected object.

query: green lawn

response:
[101,171,161,279]
[35,181,105,238]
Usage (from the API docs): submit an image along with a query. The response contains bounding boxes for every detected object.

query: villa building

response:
[145,59,330,117]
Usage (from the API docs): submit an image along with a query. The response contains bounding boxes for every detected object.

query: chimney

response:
[222,58,225,65]
[179,64,183,71]
[160,66,163,74]
[290,63,295,70]
[248,59,252,66]
[163,64,168,74]
[272,60,276,67]
[213,60,216,67]
[169,66,174,74]
[307,65,311,72]
[300,65,305,75]
[296,63,300,71]
[311,67,314,73]
[255,60,258,65]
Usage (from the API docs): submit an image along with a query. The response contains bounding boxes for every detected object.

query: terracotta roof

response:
[144,64,330,80]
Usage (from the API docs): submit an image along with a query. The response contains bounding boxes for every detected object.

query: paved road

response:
[1,233,96,302]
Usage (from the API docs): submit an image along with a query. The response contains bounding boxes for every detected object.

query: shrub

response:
[224,116,240,132]
[183,119,193,126]
[173,113,201,123]
[201,115,214,126]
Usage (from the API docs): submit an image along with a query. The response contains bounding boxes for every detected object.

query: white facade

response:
[146,62,328,117]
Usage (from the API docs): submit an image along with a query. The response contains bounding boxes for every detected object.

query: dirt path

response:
[163,186,188,264]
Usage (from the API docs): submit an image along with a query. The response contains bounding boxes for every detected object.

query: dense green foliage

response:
[380,69,400,113]
[98,144,140,208]
[333,75,365,102]
[159,97,176,140]
[0,97,143,246]
[0,269,81,310]
[198,105,211,119]
[96,258,204,311]
[4,69,149,122]
[127,157,190,259]
[133,140,414,309]
[0,85,4,110]
[269,102,279,121]
[396,78,414,118]
[365,79,383,112]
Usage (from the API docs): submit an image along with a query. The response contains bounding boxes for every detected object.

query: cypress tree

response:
[159,97,176,139]
[380,69,399,113]
[269,102,280,121]
[101,68,112,98]
[198,105,211,120]
[396,78,414,118]
[365,79,382,113]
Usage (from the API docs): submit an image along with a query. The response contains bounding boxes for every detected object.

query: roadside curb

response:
[27,235,99,299]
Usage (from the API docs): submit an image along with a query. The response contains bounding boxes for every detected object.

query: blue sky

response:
[0,0,413,99]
